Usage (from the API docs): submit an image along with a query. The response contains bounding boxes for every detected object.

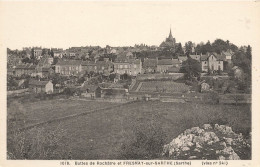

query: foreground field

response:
[7,99,119,127]
[7,100,251,160]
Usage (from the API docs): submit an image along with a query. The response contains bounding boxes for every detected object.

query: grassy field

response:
[7,99,119,127]
[7,99,251,160]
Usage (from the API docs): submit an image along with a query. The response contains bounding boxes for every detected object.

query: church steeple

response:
[168,27,173,39]
[160,27,176,48]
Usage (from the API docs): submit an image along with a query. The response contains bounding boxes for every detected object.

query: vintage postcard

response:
[0,1,260,167]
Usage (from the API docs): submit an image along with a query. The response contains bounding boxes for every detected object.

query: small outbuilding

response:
[28,80,53,94]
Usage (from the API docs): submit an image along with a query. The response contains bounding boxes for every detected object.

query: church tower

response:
[168,28,173,39]
[165,28,176,44]
[160,28,176,49]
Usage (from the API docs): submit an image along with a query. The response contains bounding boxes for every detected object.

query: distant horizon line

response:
[7,36,251,50]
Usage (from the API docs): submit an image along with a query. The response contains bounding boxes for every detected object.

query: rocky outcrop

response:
[162,124,251,160]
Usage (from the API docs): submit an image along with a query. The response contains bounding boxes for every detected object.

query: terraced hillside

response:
[139,81,190,93]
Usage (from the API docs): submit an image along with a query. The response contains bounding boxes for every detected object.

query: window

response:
[204,62,206,64]
[134,64,137,68]
[124,65,128,68]
[120,65,123,68]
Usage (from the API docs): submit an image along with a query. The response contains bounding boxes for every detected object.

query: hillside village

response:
[7,29,252,160]
[7,29,251,104]
[4,0,256,160]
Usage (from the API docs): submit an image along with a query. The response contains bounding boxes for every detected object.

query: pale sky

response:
[0,1,259,50]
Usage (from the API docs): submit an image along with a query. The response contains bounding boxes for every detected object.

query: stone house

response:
[35,67,54,78]
[190,53,225,72]
[200,53,224,72]
[28,80,53,94]
[55,60,82,75]
[142,58,157,73]
[81,61,98,73]
[14,64,37,77]
[221,50,233,64]
[157,58,181,73]
[33,47,42,60]
[96,60,113,75]
[113,58,142,76]
[53,51,64,58]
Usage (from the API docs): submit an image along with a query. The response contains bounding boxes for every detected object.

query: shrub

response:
[120,121,166,159]
[63,87,76,96]
[204,92,220,104]
[231,94,246,106]
[7,101,27,132]
[7,126,72,160]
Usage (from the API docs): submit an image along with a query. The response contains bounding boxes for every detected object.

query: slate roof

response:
[41,67,52,72]
[201,53,225,61]
[143,59,157,68]
[222,51,233,57]
[200,55,209,61]
[81,61,96,66]
[15,64,36,69]
[158,59,180,66]
[56,60,82,66]
[190,55,201,61]
[221,51,233,60]
[96,61,113,67]
[29,80,51,86]
[157,59,173,65]
[114,58,141,65]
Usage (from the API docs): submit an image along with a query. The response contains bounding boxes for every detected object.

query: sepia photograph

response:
[1,1,260,166]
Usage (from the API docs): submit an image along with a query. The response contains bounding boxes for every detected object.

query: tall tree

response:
[229,43,238,52]
[200,41,213,54]
[195,44,202,54]
[175,43,184,55]
[180,57,202,80]
[212,39,229,54]
[184,41,193,56]
[246,45,252,60]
